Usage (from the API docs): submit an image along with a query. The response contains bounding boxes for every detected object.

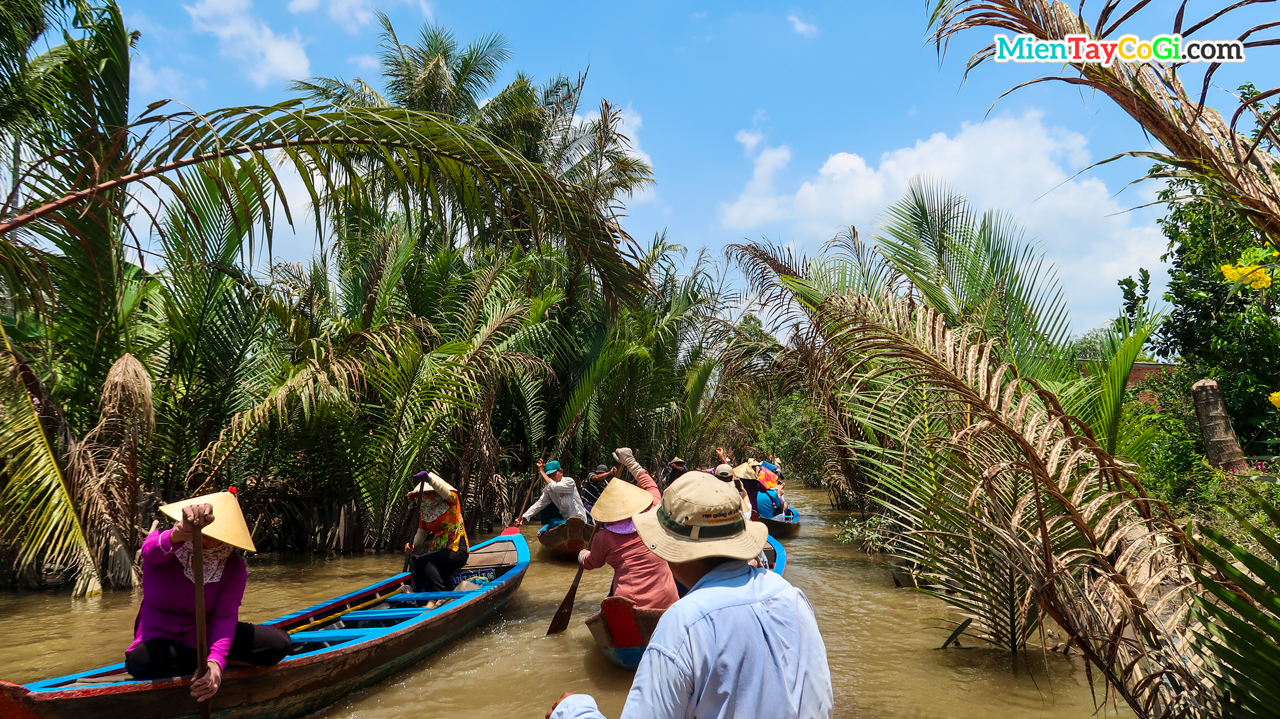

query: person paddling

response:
[579,464,616,515]
[403,471,469,603]
[126,490,291,702]
[546,472,832,719]
[577,448,678,611]
[516,459,587,527]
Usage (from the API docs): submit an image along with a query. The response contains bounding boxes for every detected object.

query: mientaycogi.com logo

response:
[994,34,1245,65]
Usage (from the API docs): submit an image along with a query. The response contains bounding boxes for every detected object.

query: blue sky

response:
[120,0,1278,332]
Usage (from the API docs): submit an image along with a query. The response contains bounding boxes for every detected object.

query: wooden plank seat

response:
[464,547,517,569]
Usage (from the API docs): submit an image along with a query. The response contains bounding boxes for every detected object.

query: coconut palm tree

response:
[0,0,642,592]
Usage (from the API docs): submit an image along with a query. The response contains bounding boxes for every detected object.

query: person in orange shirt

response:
[403,471,469,600]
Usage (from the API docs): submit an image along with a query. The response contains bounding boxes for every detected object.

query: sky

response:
[119,0,1279,332]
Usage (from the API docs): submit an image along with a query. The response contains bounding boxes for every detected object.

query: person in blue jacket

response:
[756,483,786,520]
[756,460,787,520]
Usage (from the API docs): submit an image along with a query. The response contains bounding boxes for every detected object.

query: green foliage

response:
[1191,486,1280,718]
[0,3,706,590]
[835,514,893,553]
[1153,177,1280,454]
[1132,365,1216,508]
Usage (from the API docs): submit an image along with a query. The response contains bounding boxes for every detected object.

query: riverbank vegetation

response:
[2,0,1280,717]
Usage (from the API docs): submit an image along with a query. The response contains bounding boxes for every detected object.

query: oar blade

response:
[546,565,584,635]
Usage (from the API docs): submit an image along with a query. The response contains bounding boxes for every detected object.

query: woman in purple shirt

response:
[125,491,291,704]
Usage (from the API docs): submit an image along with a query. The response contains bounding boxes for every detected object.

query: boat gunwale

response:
[19,533,531,697]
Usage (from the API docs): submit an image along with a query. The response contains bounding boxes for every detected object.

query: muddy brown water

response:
[0,489,1127,718]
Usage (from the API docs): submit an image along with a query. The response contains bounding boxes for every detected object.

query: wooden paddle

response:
[190,523,212,719]
[546,562,585,635]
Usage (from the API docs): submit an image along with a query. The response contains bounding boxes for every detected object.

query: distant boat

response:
[0,533,530,719]
[536,516,595,558]
[759,506,801,540]
[585,535,788,670]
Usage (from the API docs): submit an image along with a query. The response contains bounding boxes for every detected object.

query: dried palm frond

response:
[928,0,1280,243]
[828,295,1212,715]
[69,353,156,589]
[733,238,1222,717]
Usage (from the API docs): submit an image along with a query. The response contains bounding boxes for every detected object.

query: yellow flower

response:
[1271,391,1280,409]
[1221,264,1272,289]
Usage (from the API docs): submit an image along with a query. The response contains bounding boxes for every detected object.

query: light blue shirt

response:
[551,560,833,719]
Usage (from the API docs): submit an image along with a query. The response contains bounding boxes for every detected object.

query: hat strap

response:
[657,507,744,540]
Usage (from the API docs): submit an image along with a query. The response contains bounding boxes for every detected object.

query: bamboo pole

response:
[191,525,212,719]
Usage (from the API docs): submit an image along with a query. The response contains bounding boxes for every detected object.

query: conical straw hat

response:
[408,471,456,497]
[591,479,656,523]
[160,490,256,552]
[732,461,757,480]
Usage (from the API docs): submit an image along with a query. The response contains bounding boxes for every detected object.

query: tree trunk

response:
[1191,379,1248,471]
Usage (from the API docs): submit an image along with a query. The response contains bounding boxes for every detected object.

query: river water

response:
[0,489,1125,718]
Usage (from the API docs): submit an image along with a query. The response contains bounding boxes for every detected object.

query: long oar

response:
[546,562,585,635]
[191,524,212,719]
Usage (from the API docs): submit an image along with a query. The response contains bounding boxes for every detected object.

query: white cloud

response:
[719,132,792,228]
[718,111,1166,329]
[735,129,763,154]
[617,105,657,205]
[289,0,431,28]
[347,53,380,70]
[132,53,206,99]
[787,15,818,38]
[186,0,310,88]
[325,0,375,27]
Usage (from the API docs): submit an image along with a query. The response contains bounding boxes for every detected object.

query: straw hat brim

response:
[590,479,655,523]
[160,491,256,552]
[633,510,767,563]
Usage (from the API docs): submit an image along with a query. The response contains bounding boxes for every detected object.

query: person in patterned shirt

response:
[403,471,469,602]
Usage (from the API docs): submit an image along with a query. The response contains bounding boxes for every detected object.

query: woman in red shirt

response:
[578,448,678,610]
[403,471,468,599]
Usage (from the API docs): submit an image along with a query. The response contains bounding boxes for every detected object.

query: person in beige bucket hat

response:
[548,471,833,719]
[126,490,292,702]
[631,471,768,564]
[576,448,678,610]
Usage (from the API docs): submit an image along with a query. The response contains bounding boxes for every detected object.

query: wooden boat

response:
[585,536,788,670]
[759,506,801,540]
[536,516,595,558]
[0,533,530,719]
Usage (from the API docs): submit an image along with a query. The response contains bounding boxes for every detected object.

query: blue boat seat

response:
[386,591,470,603]
[289,629,376,644]
[343,609,428,621]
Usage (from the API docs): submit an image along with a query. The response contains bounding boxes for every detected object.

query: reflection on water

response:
[0,489,1126,718]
